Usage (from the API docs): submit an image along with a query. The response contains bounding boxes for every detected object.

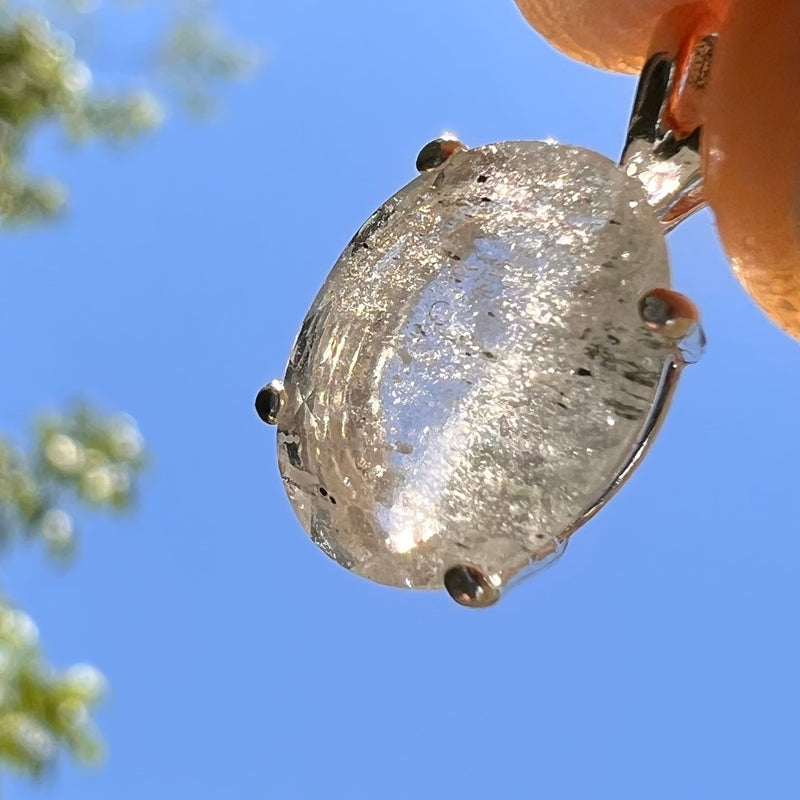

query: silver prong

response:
[255,379,285,425]
[639,288,706,364]
[638,288,700,339]
[416,137,466,172]
[443,565,499,608]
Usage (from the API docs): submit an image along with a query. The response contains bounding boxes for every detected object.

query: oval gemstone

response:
[277,141,674,595]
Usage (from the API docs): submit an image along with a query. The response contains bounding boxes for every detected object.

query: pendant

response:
[256,51,706,607]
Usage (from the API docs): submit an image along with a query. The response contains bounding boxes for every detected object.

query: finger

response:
[703,0,800,338]
[512,0,729,73]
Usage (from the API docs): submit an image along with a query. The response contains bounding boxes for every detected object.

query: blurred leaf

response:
[0,403,146,559]
[159,13,259,114]
[0,404,145,777]
[62,90,163,143]
[0,0,253,782]
[0,602,107,778]
[0,0,259,225]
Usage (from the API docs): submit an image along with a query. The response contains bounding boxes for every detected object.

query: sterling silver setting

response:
[257,50,706,608]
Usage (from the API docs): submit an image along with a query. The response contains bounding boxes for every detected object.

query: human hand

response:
[514,0,800,339]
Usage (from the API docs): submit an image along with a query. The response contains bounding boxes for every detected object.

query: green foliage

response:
[0,604,106,777]
[0,0,257,224]
[160,9,259,115]
[0,405,145,559]
[0,405,146,778]
[0,0,254,781]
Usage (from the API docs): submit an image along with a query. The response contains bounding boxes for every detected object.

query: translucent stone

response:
[277,141,677,598]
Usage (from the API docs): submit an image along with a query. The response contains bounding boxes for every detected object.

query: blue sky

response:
[3,1,800,797]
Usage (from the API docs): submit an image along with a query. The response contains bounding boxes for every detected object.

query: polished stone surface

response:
[276,141,676,595]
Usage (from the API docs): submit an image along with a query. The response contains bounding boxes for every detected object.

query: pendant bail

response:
[621,32,716,229]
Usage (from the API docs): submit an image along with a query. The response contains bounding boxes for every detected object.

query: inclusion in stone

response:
[269,140,695,605]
